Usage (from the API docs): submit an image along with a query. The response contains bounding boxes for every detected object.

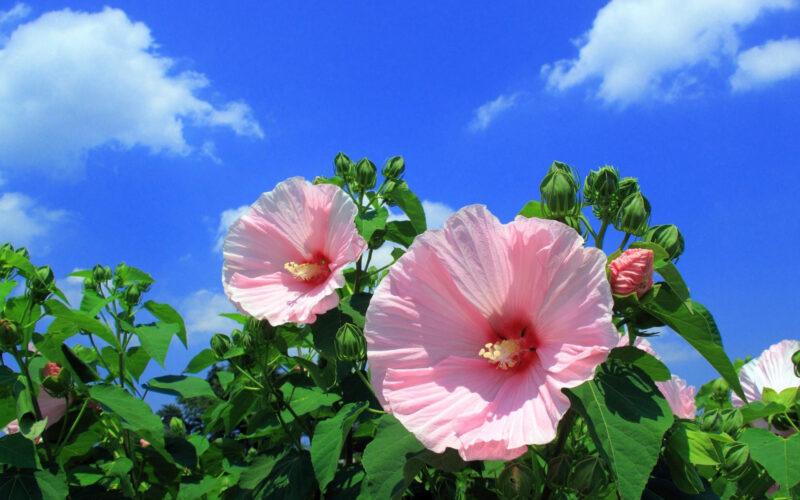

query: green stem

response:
[618,232,631,251]
[56,399,89,455]
[595,220,610,249]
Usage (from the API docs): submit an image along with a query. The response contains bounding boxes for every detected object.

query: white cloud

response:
[0,7,263,176]
[372,200,455,269]
[468,93,521,132]
[214,204,250,253]
[60,273,84,308]
[731,38,800,90]
[647,333,702,364]
[543,0,796,105]
[0,3,30,26]
[201,141,222,165]
[180,290,238,344]
[0,192,68,248]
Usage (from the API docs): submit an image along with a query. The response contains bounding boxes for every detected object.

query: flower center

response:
[284,260,330,283]
[479,339,523,370]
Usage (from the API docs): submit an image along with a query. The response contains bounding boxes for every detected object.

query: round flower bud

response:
[719,408,743,436]
[355,158,377,190]
[368,228,386,250]
[594,166,620,201]
[711,378,730,401]
[583,170,597,204]
[211,333,231,357]
[540,168,580,218]
[700,409,722,432]
[644,224,685,261]
[569,456,607,496]
[498,462,534,498]
[113,263,127,289]
[124,284,141,307]
[608,248,654,298]
[793,349,800,378]
[615,192,651,236]
[169,417,186,436]
[29,265,55,302]
[36,265,55,286]
[720,442,750,480]
[334,323,367,361]
[334,152,356,181]
[617,177,640,201]
[546,454,571,489]
[382,179,399,206]
[382,156,405,180]
[246,317,275,343]
[0,318,21,347]
[83,277,96,290]
[92,264,107,284]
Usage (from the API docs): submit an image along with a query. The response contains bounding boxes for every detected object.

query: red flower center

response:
[284,254,331,285]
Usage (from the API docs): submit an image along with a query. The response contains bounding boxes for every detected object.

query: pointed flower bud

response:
[720,442,750,480]
[124,283,141,307]
[546,455,571,489]
[334,152,356,181]
[701,409,722,432]
[594,166,620,201]
[711,378,730,401]
[540,162,580,218]
[83,277,97,290]
[498,462,535,498]
[720,408,743,436]
[569,456,607,496]
[617,177,640,200]
[0,318,21,347]
[608,248,654,298]
[382,156,405,180]
[355,158,377,190]
[334,323,366,361]
[169,417,186,436]
[644,224,684,261]
[92,264,107,283]
[615,192,651,236]
[211,334,231,357]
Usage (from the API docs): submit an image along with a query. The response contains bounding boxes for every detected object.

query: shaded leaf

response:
[311,401,368,491]
[390,181,426,235]
[135,322,179,367]
[0,433,38,469]
[384,221,417,248]
[609,345,671,381]
[739,428,800,490]
[146,375,218,400]
[355,208,389,242]
[361,414,425,499]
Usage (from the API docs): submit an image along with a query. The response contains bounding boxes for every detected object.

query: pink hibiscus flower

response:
[618,336,697,419]
[365,205,619,461]
[608,248,654,298]
[222,177,367,325]
[5,383,68,438]
[733,339,800,437]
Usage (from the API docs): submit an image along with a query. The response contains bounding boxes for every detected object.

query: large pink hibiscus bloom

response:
[365,205,618,461]
[222,177,367,325]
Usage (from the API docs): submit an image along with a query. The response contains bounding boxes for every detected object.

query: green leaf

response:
[144,301,187,346]
[340,293,371,329]
[1,249,37,279]
[608,345,671,381]
[45,300,119,349]
[60,345,99,384]
[0,469,39,500]
[518,200,546,218]
[739,401,786,424]
[116,264,154,285]
[0,280,18,305]
[239,451,285,490]
[639,286,744,399]
[125,346,150,382]
[355,208,389,242]
[146,375,218,400]
[361,414,425,499]
[219,312,248,325]
[384,220,417,248]
[254,450,315,499]
[88,385,163,434]
[390,247,405,261]
[653,259,691,306]
[566,362,674,500]
[311,309,342,359]
[390,181,426,235]
[311,401,368,491]
[739,428,800,490]
[0,366,18,387]
[57,421,104,467]
[313,176,345,188]
[184,349,218,374]
[177,476,219,500]
[328,465,365,500]
[79,289,114,317]
[280,385,340,416]
[0,433,38,469]
[34,468,68,500]
[217,371,234,391]
[165,436,198,469]
[135,322,179,367]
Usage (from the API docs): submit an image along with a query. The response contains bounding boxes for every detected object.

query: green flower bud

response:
[0,242,12,253]
[355,158,377,191]
[246,317,275,343]
[569,456,607,496]
[617,177,640,200]
[210,333,231,357]
[169,417,186,436]
[382,179,400,206]
[498,462,534,498]
[719,408,743,436]
[615,192,651,236]
[113,263,127,289]
[583,170,597,204]
[234,330,253,350]
[546,454,571,489]
[711,378,730,401]
[701,409,722,432]
[644,224,685,261]
[540,165,580,218]
[793,349,800,378]
[334,152,356,181]
[83,277,96,290]
[28,265,55,302]
[92,264,107,283]
[124,284,141,307]
[15,247,30,260]
[382,156,405,180]
[0,318,21,347]
[720,442,750,480]
[36,265,55,286]
[594,166,620,201]
[368,229,386,250]
[334,323,366,361]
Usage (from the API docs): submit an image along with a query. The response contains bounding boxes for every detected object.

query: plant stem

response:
[595,220,610,249]
[618,232,631,251]
[541,409,577,500]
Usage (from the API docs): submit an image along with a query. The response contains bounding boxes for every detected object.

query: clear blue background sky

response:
[2,1,799,408]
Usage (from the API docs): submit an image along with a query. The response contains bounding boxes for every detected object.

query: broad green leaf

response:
[66,270,92,279]
[0,280,17,305]
[88,385,163,434]
[518,200,546,218]
[566,362,674,500]
[313,176,345,188]
[34,468,68,500]
[667,423,723,466]
[116,264,154,285]
[1,249,37,279]
[739,428,800,490]
[0,469,39,500]
[361,414,425,499]
[57,421,104,466]
[219,312,248,325]
[608,346,671,381]
[311,309,342,359]
[390,247,405,261]
[146,375,218,400]
[293,356,336,390]
[0,366,17,387]
[79,289,114,317]
[45,300,119,349]
[281,385,340,416]
[144,301,187,346]
[311,402,368,491]
[340,293,371,329]
[328,465,365,500]
[135,322,179,367]
[217,371,234,391]
[184,348,218,374]
[653,260,691,305]
[253,450,315,499]
[177,476,219,500]
[187,433,210,459]
[20,415,47,441]
[355,208,389,242]
[390,181,426,235]
[0,395,16,429]
[101,457,133,478]
[60,344,99,384]
[125,346,150,382]
[165,436,198,469]
[640,286,744,399]
[384,220,417,248]
[0,433,38,469]
[239,451,285,490]
[739,401,786,424]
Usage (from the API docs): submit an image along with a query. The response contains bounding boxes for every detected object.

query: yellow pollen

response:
[479,339,522,370]
[284,261,328,281]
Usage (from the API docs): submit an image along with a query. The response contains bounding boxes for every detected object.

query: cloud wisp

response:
[0,192,68,249]
[468,93,521,132]
[731,38,800,90]
[0,6,263,177]
[180,290,239,344]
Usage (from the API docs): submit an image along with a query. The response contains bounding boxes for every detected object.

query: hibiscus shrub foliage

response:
[1,155,799,499]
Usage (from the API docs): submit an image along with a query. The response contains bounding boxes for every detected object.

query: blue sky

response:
[1,1,799,405]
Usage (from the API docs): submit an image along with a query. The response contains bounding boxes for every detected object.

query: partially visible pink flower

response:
[222,177,367,325]
[139,439,150,447]
[608,248,654,298]
[617,335,696,419]
[733,339,800,437]
[365,206,619,461]
[4,388,68,437]
[42,362,61,379]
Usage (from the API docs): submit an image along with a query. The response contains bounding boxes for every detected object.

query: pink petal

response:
[656,375,696,420]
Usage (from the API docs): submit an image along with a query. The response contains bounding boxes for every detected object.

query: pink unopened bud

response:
[609,248,654,298]
[139,439,150,447]
[42,362,61,378]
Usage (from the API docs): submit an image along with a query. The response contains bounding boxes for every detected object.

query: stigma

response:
[479,339,522,370]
